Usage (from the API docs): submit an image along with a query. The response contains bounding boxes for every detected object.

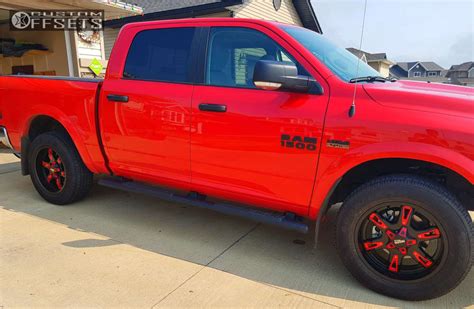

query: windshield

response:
[281,26,380,82]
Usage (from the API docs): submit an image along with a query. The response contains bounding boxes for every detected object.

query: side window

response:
[206,27,309,88]
[124,27,195,83]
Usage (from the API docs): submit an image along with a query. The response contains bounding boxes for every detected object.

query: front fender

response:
[309,142,474,219]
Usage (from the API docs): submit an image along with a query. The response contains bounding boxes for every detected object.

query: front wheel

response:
[29,131,93,205]
[336,175,472,300]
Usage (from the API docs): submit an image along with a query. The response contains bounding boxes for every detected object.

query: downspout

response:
[64,30,75,77]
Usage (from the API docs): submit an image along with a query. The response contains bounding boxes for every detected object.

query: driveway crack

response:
[151,223,260,308]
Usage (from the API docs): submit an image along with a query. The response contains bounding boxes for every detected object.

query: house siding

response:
[390,65,408,78]
[408,63,427,77]
[230,0,303,26]
[104,28,120,60]
[378,63,391,78]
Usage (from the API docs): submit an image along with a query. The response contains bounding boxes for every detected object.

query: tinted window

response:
[124,27,195,83]
[206,27,308,88]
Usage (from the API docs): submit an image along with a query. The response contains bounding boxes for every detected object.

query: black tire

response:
[28,131,93,205]
[336,174,472,300]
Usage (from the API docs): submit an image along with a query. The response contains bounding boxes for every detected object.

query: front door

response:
[100,27,197,187]
[190,26,329,214]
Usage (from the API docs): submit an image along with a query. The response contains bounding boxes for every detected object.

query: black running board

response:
[98,177,309,234]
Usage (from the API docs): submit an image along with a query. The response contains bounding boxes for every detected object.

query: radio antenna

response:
[349,0,368,118]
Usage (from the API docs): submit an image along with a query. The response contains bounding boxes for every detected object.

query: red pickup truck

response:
[0,18,472,300]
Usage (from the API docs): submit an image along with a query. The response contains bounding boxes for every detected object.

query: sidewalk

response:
[0,151,472,308]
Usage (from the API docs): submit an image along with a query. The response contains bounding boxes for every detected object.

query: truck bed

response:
[0,75,106,174]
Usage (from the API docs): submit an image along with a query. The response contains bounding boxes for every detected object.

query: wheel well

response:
[28,115,69,141]
[22,116,71,176]
[328,158,473,212]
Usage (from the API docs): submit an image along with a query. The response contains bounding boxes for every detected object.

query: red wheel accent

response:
[417,228,441,240]
[363,241,384,251]
[401,205,412,226]
[37,147,66,192]
[413,250,433,268]
[369,213,388,229]
[359,204,444,281]
[48,148,55,162]
[386,230,396,240]
[56,178,63,190]
[388,254,400,272]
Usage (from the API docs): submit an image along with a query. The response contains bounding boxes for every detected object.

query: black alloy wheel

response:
[35,147,66,192]
[357,203,446,281]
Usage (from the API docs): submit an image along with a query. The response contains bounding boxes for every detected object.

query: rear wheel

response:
[29,131,93,205]
[336,175,472,300]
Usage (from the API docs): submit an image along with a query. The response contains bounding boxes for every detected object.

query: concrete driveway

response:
[0,150,472,308]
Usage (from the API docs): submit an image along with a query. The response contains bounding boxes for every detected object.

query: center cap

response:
[394,239,406,246]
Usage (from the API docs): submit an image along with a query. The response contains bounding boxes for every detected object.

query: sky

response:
[311,0,474,69]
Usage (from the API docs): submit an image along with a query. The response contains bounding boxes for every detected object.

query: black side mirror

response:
[253,60,323,95]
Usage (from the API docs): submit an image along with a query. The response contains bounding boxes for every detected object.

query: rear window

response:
[123,27,195,83]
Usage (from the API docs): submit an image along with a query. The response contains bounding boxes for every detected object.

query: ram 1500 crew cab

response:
[0,18,472,300]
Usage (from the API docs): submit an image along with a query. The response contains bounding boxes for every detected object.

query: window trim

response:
[413,71,422,77]
[121,26,200,85]
[427,71,437,77]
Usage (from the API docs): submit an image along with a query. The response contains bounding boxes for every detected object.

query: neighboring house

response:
[390,61,448,83]
[103,0,321,59]
[346,48,394,77]
[445,61,474,87]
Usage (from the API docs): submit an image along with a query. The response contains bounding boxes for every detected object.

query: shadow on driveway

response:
[0,161,472,308]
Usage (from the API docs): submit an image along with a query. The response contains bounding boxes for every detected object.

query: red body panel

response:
[0,77,107,174]
[190,85,326,215]
[310,76,474,218]
[0,18,472,220]
[100,79,194,190]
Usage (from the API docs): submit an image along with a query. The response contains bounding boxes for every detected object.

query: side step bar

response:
[98,177,309,234]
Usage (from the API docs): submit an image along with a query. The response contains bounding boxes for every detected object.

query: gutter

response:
[104,0,243,28]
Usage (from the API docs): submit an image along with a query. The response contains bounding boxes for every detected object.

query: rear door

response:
[190,26,329,214]
[100,26,198,187]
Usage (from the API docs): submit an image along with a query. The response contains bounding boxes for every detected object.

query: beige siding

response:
[379,63,391,78]
[72,30,106,77]
[104,27,120,60]
[230,0,302,26]
[368,61,391,78]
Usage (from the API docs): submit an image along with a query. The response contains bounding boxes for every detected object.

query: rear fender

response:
[22,108,99,174]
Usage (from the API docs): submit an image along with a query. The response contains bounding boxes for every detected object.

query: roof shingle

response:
[449,61,474,71]
[128,0,220,14]
[395,61,444,72]
[346,48,388,62]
